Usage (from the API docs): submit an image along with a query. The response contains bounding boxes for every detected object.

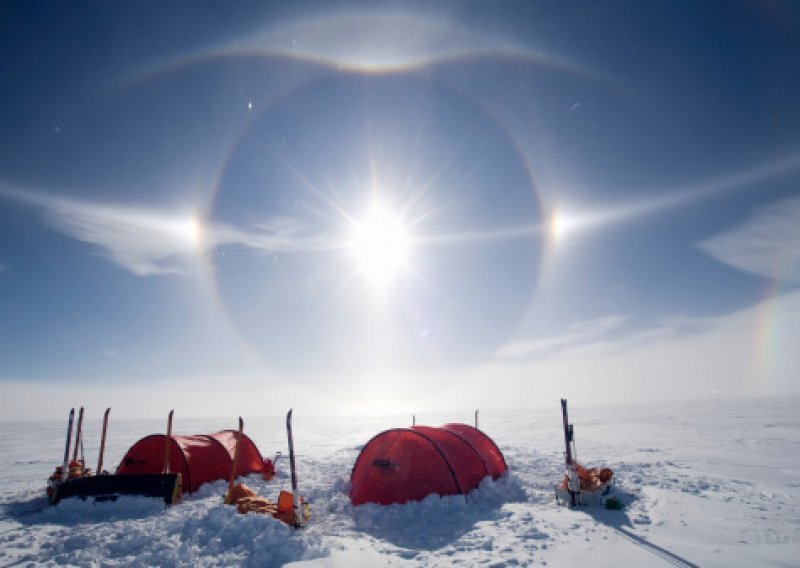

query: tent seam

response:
[407,429,463,495]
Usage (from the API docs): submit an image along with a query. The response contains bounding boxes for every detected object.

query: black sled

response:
[47,408,182,506]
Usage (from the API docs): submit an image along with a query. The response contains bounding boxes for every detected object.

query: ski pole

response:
[61,408,75,482]
[286,409,304,527]
[96,407,110,475]
[561,399,577,507]
[226,417,243,504]
[72,406,84,463]
[163,409,174,474]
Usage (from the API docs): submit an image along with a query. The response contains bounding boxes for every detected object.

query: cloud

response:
[44,200,202,276]
[455,289,800,407]
[211,217,342,255]
[495,315,628,358]
[698,197,800,284]
[0,183,341,277]
[0,184,202,276]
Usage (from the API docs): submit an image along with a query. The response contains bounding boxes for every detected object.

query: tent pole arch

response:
[437,428,488,476]
[350,428,465,496]
[443,424,508,475]
[350,422,508,506]
[167,437,192,492]
[406,428,464,494]
[212,430,267,465]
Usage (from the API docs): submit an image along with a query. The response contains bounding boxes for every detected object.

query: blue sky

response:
[1,1,799,420]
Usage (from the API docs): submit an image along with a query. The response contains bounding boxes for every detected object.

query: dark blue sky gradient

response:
[1,1,799,417]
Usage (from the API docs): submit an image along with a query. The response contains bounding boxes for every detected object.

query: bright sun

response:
[349,204,412,287]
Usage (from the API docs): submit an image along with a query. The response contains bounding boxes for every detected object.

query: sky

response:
[1,1,799,420]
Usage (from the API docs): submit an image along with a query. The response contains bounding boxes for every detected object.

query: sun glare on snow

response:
[349,204,412,287]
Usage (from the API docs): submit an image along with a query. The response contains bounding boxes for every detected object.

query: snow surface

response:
[1,398,799,567]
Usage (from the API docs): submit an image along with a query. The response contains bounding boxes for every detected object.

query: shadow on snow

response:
[579,488,700,568]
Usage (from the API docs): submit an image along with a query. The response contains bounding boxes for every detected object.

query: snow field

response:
[1,398,799,566]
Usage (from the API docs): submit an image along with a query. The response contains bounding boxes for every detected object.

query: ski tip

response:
[238,416,244,429]
[287,408,293,418]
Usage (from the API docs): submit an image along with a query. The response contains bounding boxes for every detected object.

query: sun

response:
[348,203,412,287]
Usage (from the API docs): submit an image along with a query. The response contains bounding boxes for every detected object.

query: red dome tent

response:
[116,430,268,493]
[349,424,508,506]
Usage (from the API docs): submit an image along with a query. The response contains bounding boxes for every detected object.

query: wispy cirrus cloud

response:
[211,216,342,254]
[697,196,800,284]
[495,315,628,358]
[0,183,341,277]
[454,289,800,406]
[44,199,202,276]
[1,183,203,276]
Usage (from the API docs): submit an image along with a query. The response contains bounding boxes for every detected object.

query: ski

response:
[561,398,577,506]
[163,409,174,474]
[60,408,75,482]
[286,408,306,527]
[225,417,244,504]
[96,407,110,475]
[72,406,84,463]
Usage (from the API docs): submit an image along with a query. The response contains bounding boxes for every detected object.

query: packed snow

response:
[1,397,799,567]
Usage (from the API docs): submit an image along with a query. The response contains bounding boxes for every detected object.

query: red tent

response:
[116,430,268,493]
[349,424,508,506]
